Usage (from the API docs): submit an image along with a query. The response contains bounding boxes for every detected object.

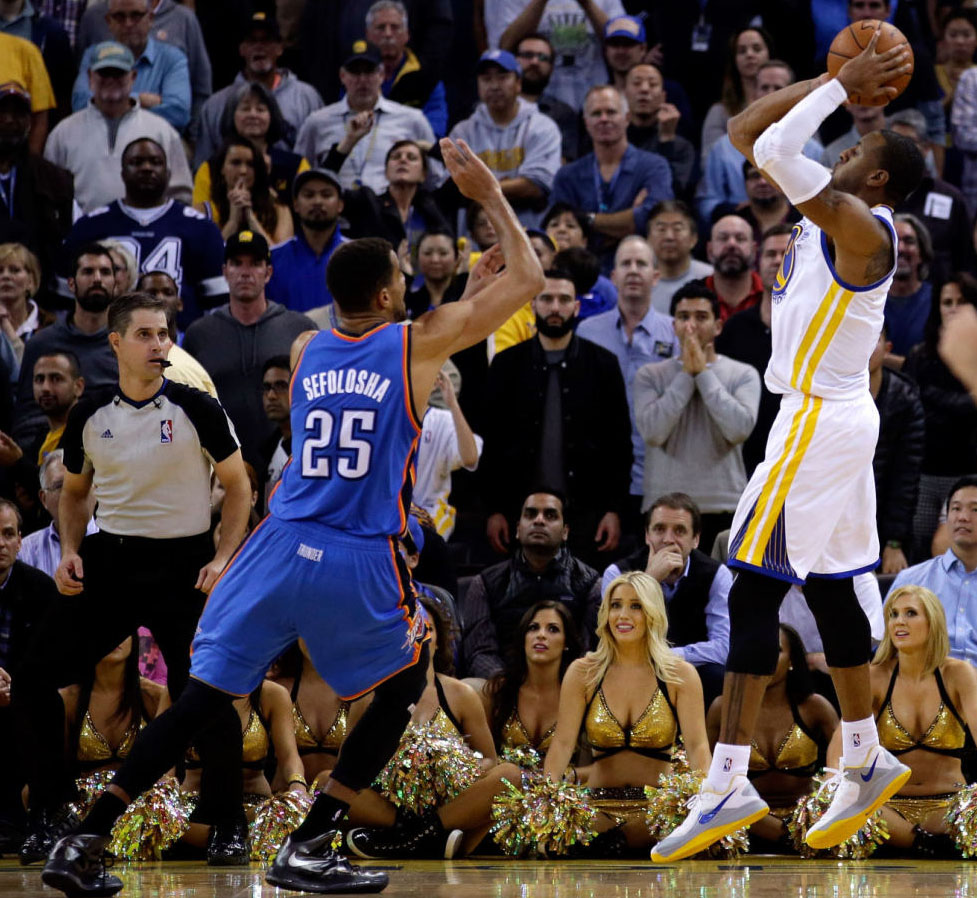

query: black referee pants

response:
[12,530,243,823]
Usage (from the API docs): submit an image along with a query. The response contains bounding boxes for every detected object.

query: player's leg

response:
[651,568,788,862]
[265,532,428,892]
[41,678,236,898]
[13,533,140,863]
[146,534,246,864]
[801,575,909,848]
[265,645,426,893]
[42,521,297,897]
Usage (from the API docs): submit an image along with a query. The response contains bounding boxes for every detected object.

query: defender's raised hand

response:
[440,138,501,202]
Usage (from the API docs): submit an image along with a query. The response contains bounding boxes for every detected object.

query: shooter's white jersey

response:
[765,205,897,401]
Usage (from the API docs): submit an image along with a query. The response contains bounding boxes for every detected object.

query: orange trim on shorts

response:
[196,514,273,619]
[335,539,429,701]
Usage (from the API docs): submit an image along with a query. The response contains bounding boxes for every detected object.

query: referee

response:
[12,292,252,865]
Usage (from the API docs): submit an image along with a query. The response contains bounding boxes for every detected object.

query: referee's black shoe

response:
[206,817,250,865]
[19,808,79,865]
[265,830,389,894]
[41,834,123,896]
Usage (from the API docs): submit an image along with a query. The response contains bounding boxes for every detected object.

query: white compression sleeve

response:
[753,78,849,205]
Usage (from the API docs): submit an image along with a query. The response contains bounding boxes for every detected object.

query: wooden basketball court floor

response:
[3,856,976,898]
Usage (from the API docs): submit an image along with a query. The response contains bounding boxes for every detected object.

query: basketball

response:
[827,19,914,106]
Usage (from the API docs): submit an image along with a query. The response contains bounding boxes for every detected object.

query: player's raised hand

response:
[460,244,505,302]
[440,138,501,202]
[836,24,912,103]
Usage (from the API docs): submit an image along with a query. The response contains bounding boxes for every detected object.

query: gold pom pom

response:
[374,722,481,813]
[490,772,597,857]
[945,785,977,857]
[69,771,116,819]
[249,791,314,862]
[108,778,191,861]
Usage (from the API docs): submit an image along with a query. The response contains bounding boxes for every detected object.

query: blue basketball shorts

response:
[190,515,428,699]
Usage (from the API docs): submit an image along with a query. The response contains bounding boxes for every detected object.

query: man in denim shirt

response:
[890,476,977,665]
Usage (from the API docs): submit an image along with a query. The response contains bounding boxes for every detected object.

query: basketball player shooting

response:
[652,27,924,862]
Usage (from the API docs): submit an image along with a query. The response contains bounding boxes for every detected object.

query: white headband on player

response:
[753,77,849,206]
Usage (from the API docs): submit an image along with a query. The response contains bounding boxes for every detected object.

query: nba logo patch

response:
[722,757,732,772]
[853,733,861,747]
[160,420,173,443]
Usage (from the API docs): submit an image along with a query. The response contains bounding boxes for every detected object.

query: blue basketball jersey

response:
[63,200,227,326]
[271,322,422,537]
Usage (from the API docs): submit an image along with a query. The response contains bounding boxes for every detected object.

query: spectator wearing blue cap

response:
[490,0,626,111]
[71,0,191,131]
[294,40,437,193]
[551,84,673,272]
[448,49,561,228]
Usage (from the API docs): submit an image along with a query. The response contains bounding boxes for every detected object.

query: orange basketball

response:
[826,19,914,106]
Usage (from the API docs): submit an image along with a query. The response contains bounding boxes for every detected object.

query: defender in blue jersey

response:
[62,139,227,327]
[42,139,545,898]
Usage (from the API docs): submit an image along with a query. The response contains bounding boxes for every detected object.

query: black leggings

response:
[111,644,429,808]
[11,531,242,816]
[726,569,873,675]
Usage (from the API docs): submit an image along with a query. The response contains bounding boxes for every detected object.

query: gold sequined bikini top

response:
[187,702,270,770]
[77,710,142,771]
[877,666,971,759]
[584,675,678,761]
[748,698,823,779]
[293,702,349,756]
[501,709,556,753]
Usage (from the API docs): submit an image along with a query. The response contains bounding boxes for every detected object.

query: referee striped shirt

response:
[61,380,239,539]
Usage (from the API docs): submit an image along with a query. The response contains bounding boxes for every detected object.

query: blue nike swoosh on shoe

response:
[698,790,735,824]
[860,755,879,782]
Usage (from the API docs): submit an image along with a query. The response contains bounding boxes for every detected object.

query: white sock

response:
[704,743,751,792]
[841,716,879,767]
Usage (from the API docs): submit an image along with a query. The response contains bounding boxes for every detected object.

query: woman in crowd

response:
[342,140,451,263]
[194,137,293,244]
[937,10,977,115]
[194,82,309,205]
[268,640,367,792]
[707,625,837,852]
[102,241,138,295]
[904,272,977,559]
[481,600,583,763]
[407,229,466,319]
[62,635,165,781]
[700,26,773,161]
[0,242,44,367]
[868,585,976,856]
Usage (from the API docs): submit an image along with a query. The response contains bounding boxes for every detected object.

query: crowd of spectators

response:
[0,0,977,863]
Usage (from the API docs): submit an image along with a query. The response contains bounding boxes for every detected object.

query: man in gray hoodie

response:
[448,49,561,227]
[182,230,315,469]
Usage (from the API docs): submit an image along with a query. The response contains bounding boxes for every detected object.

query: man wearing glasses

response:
[71,0,191,131]
[514,33,580,161]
